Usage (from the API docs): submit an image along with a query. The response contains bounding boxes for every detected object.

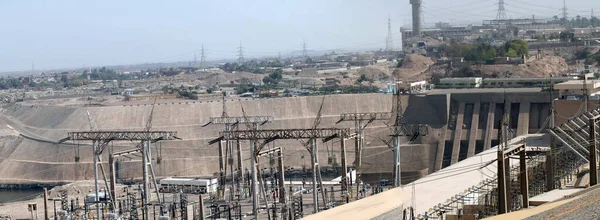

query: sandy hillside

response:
[198,71,263,86]
[393,54,434,81]
[358,65,393,80]
[473,56,569,78]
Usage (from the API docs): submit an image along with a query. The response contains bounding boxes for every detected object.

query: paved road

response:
[0,114,68,144]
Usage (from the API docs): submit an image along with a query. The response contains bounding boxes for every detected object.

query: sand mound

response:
[358,65,392,80]
[473,56,569,78]
[394,54,434,80]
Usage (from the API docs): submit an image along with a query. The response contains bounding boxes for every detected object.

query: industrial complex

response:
[2,0,600,219]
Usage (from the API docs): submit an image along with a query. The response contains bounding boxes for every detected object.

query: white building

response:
[438,77,483,88]
[397,80,428,93]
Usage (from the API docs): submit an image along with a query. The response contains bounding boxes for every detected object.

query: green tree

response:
[505,40,529,57]
[575,48,591,60]
[506,48,518,57]
[559,31,575,42]
[356,74,368,84]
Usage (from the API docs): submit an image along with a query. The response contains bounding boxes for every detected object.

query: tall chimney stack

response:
[410,0,422,36]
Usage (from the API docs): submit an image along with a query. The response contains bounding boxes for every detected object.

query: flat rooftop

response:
[423,88,542,95]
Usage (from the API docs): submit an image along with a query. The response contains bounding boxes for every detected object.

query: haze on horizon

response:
[0,0,597,72]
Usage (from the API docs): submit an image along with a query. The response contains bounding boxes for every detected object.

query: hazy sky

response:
[0,0,598,72]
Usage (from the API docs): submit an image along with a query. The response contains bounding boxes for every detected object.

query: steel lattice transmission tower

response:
[496,0,507,20]
[561,0,568,22]
[386,16,394,51]
[201,44,206,68]
[237,41,244,63]
[302,40,308,58]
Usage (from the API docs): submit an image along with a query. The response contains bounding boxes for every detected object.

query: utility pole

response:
[43,188,49,220]
[592,9,596,29]
[93,141,101,219]
[497,100,509,214]
[583,74,589,112]
[311,138,319,213]
[250,124,259,217]
[590,115,599,186]
[237,42,245,63]
[547,84,556,191]
[142,141,151,217]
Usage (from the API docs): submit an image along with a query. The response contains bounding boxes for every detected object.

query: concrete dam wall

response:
[360,90,553,185]
[0,94,398,184]
[0,91,554,186]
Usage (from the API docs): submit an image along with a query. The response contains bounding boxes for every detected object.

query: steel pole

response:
[109,154,117,204]
[590,118,598,186]
[237,140,244,185]
[250,137,258,216]
[43,188,49,220]
[227,124,236,202]
[357,120,364,198]
[218,140,225,198]
[312,138,319,213]
[340,136,348,202]
[393,135,401,187]
[93,141,101,219]
[278,150,286,205]
[142,141,151,218]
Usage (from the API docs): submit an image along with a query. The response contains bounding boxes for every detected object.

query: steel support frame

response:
[206,116,273,202]
[338,112,392,122]
[65,131,177,142]
[208,116,274,125]
[590,115,600,186]
[217,128,349,215]
[220,128,350,140]
[498,144,529,213]
[60,130,177,218]
[337,112,392,198]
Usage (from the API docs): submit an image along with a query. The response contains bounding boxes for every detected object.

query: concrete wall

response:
[0,91,556,185]
[433,91,551,170]
[0,94,410,183]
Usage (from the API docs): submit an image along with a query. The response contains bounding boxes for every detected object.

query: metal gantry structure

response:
[389,92,428,187]
[337,112,391,195]
[60,131,178,218]
[220,128,351,215]
[203,96,274,201]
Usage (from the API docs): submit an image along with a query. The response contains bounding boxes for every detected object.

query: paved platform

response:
[301,134,551,220]
[529,187,584,206]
